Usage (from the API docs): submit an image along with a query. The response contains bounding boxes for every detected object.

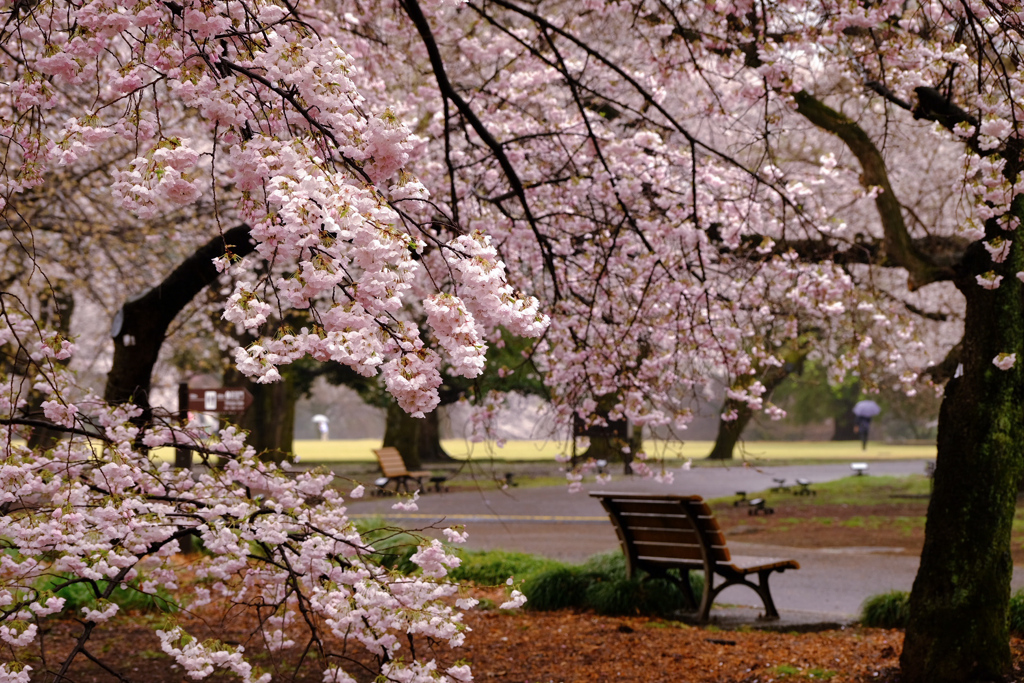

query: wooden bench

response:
[373,447,433,493]
[590,491,799,622]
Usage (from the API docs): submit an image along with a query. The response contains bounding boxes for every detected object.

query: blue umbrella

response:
[853,400,881,418]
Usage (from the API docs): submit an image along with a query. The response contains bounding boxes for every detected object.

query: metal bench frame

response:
[590,491,799,622]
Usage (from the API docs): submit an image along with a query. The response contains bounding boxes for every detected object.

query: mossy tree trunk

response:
[382,401,452,471]
[901,234,1024,682]
[831,411,858,441]
[706,400,753,461]
[829,378,862,441]
[581,433,632,473]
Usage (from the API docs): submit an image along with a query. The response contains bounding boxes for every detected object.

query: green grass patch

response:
[1008,590,1024,635]
[774,664,801,676]
[35,574,178,615]
[710,474,932,510]
[860,590,910,628]
[862,588,1024,635]
[353,516,421,570]
[522,551,705,617]
[449,550,563,585]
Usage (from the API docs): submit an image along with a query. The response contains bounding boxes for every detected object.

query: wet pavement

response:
[345,460,1024,623]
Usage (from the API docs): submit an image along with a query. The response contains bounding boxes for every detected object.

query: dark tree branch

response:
[866,80,913,111]
[399,0,562,300]
[103,224,255,409]
[904,302,950,322]
[790,91,959,288]
[913,87,979,137]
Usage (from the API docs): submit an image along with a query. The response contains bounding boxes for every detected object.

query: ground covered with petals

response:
[18,602,1024,682]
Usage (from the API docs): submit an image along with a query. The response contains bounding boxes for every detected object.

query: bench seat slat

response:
[616,513,693,530]
[611,500,688,515]
[727,555,801,573]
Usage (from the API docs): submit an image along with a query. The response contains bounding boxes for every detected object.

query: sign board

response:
[573,414,628,439]
[186,387,254,414]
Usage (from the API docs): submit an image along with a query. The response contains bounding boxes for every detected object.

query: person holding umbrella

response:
[852,399,881,450]
[312,414,330,441]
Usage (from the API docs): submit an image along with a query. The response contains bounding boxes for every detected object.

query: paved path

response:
[346,460,1024,618]
[349,459,932,522]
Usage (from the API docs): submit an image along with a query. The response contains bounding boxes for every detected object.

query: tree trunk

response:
[831,410,858,441]
[27,282,75,450]
[707,358,803,460]
[224,365,297,463]
[383,401,452,470]
[581,434,631,473]
[706,399,752,461]
[901,239,1024,682]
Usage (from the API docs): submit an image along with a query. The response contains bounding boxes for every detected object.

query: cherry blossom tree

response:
[2,0,1022,679]
[344,1,1008,680]
[0,0,541,679]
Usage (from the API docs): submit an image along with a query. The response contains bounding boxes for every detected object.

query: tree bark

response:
[707,356,804,460]
[103,225,255,414]
[706,399,753,461]
[382,401,452,470]
[26,281,75,450]
[901,237,1024,682]
[224,365,297,463]
[581,433,632,473]
[831,410,858,441]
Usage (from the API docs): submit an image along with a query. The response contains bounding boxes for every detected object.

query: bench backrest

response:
[590,492,731,574]
[373,447,410,478]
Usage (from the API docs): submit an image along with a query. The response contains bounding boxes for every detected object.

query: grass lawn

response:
[22,436,937,466]
[275,438,936,464]
[68,437,937,464]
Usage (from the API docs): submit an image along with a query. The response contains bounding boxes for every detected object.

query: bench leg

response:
[754,569,780,619]
[699,568,784,622]
[698,568,714,623]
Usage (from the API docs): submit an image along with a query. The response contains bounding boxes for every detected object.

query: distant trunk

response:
[707,359,802,460]
[27,282,75,450]
[831,411,858,441]
[383,401,452,470]
[224,365,297,463]
[706,399,752,461]
[830,380,862,440]
[901,238,1024,682]
[581,434,631,473]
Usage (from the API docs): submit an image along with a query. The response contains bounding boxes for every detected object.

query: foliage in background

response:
[747,362,941,443]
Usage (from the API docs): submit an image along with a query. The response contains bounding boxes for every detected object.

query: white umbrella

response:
[311,414,329,424]
[852,400,881,418]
